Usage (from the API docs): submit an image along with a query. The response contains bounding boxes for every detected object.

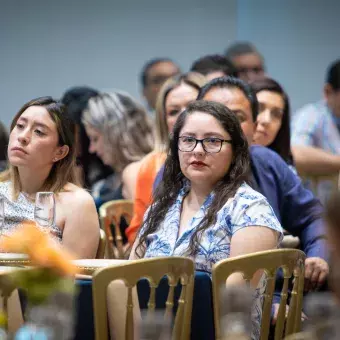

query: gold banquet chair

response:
[212,249,305,340]
[99,199,133,259]
[0,267,40,332]
[92,257,195,340]
[95,229,107,259]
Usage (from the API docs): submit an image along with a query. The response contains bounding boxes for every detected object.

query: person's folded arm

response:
[292,145,340,175]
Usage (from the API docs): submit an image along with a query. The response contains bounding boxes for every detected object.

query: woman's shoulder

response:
[61,183,95,207]
[123,161,142,178]
[140,151,166,169]
[0,180,11,196]
[234,182,267,201]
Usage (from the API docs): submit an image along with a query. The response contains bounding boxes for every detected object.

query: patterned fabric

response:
[292,100,340,203]
[0,181,62,241]
[142,182,283,340]
[292,100,340,152]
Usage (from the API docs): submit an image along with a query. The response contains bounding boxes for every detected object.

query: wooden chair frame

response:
[92,257,195,340]
[95,229,107,259]
[212,249,305,340]
[99,199,133,259]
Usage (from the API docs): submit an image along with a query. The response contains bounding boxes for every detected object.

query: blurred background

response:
[1,0,340,127]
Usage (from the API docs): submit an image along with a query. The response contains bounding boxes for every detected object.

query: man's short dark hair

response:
[140,58,176,88]
[197,76,258,121]
[326,59,340,91]
[190,54,237,77]
[225,41,264,63]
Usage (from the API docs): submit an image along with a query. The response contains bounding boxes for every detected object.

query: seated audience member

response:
[125,72,206,243]
[225,41,266,83]
[61,86,114,192]
[190,54,237,81]
[0,97,100,258]
[197,77,329,292]
[82,92,154,206]
[0,121,9,172]
[131,100,283,339]
[141,58,181,112]
[251,77,294,167]
[292,59,340,201]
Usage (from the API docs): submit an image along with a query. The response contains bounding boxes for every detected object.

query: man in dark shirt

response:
[199,77,329,290]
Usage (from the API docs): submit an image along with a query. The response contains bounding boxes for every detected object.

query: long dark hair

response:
[250,77,293,165]
[136,100,250,257]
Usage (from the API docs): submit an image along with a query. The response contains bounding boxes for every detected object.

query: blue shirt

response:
[154,145,327,261]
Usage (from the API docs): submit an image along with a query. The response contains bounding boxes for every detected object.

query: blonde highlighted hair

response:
[82,92,154,172]
[0,97,79,199]
[154,72,207,152]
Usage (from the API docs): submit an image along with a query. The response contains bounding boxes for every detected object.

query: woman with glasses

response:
[251,77,294,166]
[130,100,283,339]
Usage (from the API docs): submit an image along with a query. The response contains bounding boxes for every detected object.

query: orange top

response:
[125,151,166,244]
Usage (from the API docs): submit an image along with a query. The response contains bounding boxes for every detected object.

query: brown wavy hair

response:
[0,97,79,199]
[135,100,250,257]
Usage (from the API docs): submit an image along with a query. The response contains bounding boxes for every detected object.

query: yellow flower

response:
[0,221,78,276]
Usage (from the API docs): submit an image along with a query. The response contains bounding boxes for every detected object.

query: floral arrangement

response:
[0,221,79,338]
[0,221,78,303]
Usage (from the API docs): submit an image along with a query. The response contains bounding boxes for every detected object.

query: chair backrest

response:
[96,229,107,259]
[99,199,133,259]
[0,267,38,331]
[212,249,305,340]
[92,257,195,340]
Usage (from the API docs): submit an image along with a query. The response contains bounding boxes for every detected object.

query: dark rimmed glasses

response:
[178,136,232,153]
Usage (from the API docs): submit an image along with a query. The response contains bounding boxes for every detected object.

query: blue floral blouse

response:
[141,182,283,340]
[143,182,283,271]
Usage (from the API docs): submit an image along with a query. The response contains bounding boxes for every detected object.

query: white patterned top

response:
[142,182,283,340]
[0,181,62,241]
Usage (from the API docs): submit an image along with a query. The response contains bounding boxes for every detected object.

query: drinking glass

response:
[34,192,55,229]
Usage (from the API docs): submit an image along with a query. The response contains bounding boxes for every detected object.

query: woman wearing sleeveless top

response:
[0,97,100,258]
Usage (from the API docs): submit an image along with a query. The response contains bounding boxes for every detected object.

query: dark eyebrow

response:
[17,117,51,131]
[180,132,226,138]
[203,132,226,138]
[34,122,51,131]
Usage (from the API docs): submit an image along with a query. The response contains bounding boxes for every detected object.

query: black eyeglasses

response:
[178,136,232,153]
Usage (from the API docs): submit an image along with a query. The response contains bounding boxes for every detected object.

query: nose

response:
[258,109,271,125]
[193,140,205,154]
[88,141,96,154]
[17,129,30,145]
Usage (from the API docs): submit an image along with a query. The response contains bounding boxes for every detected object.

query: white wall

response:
[0,0,237,127]
[1,0,339,129]
[237,0,340,113]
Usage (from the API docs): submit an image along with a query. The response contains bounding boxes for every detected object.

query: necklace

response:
[21,191,36,203]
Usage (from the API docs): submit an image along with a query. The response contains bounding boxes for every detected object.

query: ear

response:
[53,145,69,163]
[324,83,333,99]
